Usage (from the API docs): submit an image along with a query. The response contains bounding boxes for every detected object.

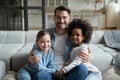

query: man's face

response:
[54,10,70,30]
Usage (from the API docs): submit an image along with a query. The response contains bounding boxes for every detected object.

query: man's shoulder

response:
[46,28,55,33]
[46,28,56,37]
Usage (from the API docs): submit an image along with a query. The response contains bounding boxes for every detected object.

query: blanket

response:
[104,30,120,66]
[104,30,120,50]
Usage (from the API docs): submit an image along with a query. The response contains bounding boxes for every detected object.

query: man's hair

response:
[68,18,93,43]
[54,5,71,16]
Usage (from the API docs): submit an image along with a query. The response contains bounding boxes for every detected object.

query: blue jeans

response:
[85,71,102,80]
[17,67,31,80]
[17,67,53,80]
[65,64,88,80]
[54,63,88,80]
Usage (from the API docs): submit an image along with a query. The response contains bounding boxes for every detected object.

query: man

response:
[18,5,101,80]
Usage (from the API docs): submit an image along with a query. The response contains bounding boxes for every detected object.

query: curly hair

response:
[67,18,93,43]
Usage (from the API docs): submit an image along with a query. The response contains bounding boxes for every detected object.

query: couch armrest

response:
[0,60,6,80]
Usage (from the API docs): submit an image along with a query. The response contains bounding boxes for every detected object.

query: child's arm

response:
[28,44,40,64]
[62,56,82,73]
[39,49,56,74]
[62,44,88,73]
[80,48,93,63]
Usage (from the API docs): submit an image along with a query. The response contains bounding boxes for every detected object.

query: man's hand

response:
[80,48,93,63]
[28,52,40,64]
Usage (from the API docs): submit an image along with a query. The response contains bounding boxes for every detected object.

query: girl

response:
[56,18,102,80]
[17,30,56,80]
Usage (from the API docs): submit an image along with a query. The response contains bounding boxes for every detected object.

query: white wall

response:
[68,0,105,29]
[68,0,105,10]
[68,0,96,10]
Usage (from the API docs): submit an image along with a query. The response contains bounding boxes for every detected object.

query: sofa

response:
[0,60,6,80]
[0,30,119,80]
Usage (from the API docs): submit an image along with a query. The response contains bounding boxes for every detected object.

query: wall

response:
[68,0,105,29]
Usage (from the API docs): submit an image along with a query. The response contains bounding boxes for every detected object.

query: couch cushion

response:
[0,60,6,80]
[7,31,25,44]
[0,31,25,71]
[0,44,5,48]
[98,44,118,57]
[0,44,24,71]
[11,43,34,72]
[25,31,39,43]
[0,31,9,44]
[89,44,117,72]
[90,31,105,44]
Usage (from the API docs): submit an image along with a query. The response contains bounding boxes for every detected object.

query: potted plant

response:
[0,0,22,29]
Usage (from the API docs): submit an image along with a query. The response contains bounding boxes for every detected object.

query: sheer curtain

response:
[118,0,120,29]
[106,1,119,28]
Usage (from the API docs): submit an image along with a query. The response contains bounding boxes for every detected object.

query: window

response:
[56,0,61,6]
[49,0,54,6]
[0,0,45,31]
[46,0,68,7]
[63,0,68,6]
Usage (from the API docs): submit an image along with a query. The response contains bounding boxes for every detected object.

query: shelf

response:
[94,8,106,14]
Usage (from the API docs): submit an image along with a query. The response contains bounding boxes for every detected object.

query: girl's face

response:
[71,28,84,46]
[37,34,51,53]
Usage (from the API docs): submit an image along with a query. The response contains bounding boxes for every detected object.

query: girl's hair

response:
[68,18,93,43]
[36,30,51,42]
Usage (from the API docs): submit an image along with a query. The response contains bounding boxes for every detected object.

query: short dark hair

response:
[36,30,50,42]
[54,5,71,16]
[68,18,93,43]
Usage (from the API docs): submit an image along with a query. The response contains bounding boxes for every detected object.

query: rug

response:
[102,68,120,80]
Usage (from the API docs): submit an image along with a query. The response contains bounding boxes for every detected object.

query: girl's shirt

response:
[25,44,56,74]
[62,43,100,73]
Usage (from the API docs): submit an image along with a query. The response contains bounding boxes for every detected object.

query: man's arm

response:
[80,48,93,63]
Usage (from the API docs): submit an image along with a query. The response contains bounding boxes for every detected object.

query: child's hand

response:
[28,52,40,64]
[55,70,65,80]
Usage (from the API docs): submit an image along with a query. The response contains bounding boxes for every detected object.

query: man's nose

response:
[73,36,77,38]
[60,18,64,22]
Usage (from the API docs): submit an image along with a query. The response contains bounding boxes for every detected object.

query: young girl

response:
[17,30,56,80]
[56,18,102,80]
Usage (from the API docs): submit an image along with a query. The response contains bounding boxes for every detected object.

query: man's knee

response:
[75,64,88,75]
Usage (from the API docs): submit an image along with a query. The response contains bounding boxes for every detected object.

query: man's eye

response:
[63,16,67,19]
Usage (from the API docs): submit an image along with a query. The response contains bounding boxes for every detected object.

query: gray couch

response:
[0,61,6,80]
[0,30,119,80]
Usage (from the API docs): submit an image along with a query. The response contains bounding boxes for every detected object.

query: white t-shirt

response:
[53,33,66,70]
